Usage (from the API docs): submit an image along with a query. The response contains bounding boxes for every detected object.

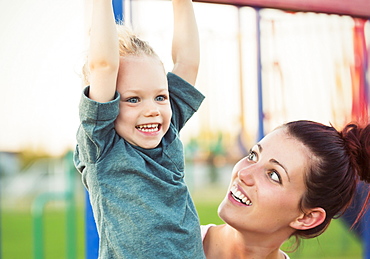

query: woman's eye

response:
[268,171,281,183]
[126,97,139,103]
[247,151,257,162]
[155,95,167,102]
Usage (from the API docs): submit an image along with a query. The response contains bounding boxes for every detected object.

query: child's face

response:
[115,55,172,149]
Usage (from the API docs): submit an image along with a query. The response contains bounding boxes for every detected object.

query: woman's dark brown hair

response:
[285,120,370,239]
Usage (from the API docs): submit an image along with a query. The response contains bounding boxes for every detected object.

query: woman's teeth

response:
[136,124,159,132]
[231,186,252,206]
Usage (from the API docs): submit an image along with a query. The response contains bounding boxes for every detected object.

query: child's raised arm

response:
[171,0,200,86]
[87,0,119,103]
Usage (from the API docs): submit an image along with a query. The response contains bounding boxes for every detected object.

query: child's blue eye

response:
[127,97,139,103]
[155,95,166,102]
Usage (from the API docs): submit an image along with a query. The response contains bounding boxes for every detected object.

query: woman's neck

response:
[203,224,288,259]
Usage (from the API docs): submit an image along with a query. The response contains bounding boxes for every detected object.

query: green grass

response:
[1,204,86,259]
[1,196,364,259]
[283,221,363,259]
[2,209,34,258]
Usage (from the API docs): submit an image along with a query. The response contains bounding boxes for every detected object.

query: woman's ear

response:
[290,208,326,230]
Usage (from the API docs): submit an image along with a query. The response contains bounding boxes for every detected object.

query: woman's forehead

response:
[258,128,311,176]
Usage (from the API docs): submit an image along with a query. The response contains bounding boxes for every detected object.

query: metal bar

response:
[84,2,126,258]
[65,152,77,259]
[194,0,370,19]
[85,192,99,259]
[113,0,124,23]
[32,192,68,259]
[256,8,264,141]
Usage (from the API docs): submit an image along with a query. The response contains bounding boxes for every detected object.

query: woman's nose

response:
[237,165,255,186]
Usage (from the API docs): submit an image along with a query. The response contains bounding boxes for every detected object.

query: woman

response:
[202,120,370,259]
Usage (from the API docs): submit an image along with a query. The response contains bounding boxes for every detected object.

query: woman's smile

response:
[230,185,252,206]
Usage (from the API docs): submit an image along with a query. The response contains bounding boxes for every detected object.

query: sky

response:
[0,0,244,156]
[0,0,85,155]
[1,0,368,156]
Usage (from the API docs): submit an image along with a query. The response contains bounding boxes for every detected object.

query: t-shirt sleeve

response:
[167,72,205,131]
[75,86,120,167]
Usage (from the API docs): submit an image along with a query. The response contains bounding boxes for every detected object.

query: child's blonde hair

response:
[117,26,158,57]
[83,25,159,85]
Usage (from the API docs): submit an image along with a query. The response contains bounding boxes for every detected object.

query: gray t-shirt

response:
[74,72,206,258]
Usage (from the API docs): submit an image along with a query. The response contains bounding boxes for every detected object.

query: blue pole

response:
[363,18,369,259]
[255,8,264,141]
[112,0,124,23]
[85,1,125,258]
[365,203,370,259]
[85,192,99,259]
[342,181,370,258]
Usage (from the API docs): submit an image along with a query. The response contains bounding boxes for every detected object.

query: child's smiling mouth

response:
[136,123,160,132]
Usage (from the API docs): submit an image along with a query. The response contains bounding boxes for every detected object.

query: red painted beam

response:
[195,0,370,18]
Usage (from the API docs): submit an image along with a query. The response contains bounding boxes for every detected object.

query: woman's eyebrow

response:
[270,158,291,182]
[257,143,262,153]
[257,143,291,182]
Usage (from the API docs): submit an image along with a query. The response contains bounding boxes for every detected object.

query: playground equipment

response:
[32,152,77,259]
[83,0,369,258]
[196,0,370,19]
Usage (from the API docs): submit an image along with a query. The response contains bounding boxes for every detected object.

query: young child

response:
[73,0,205,258]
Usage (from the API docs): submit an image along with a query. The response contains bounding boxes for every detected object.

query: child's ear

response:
[289,208,326,230]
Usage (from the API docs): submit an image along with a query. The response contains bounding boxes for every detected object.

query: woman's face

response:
[218,127,312,236]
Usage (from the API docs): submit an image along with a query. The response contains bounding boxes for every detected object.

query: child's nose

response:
[144,102,160,117]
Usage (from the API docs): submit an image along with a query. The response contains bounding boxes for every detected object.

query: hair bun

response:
[340,123,370,183]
